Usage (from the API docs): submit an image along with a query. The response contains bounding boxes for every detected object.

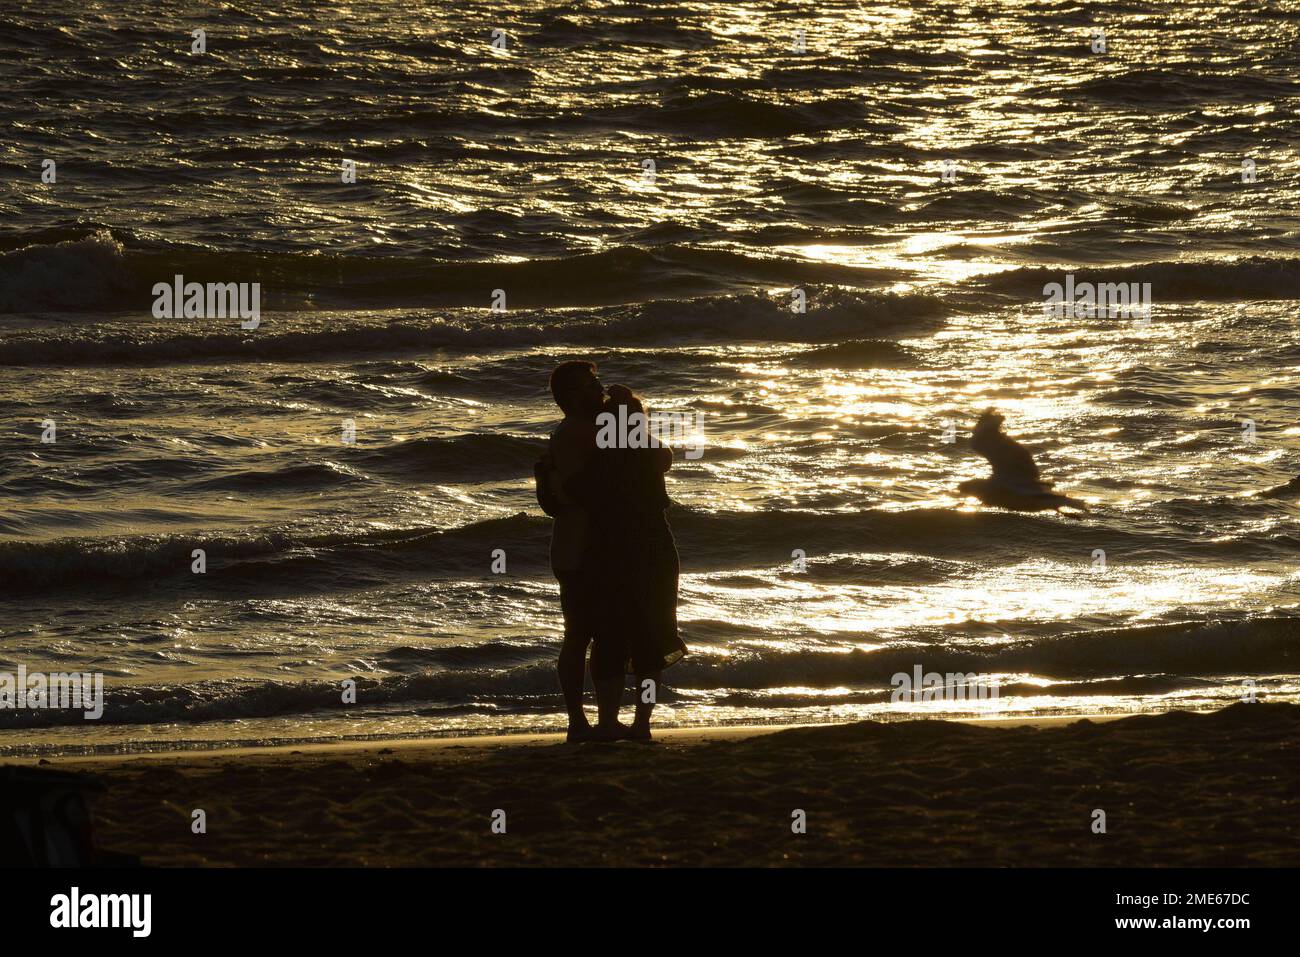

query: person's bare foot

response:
[589,722,630,742]
[565,724,596,744]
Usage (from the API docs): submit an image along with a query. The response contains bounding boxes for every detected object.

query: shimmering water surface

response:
[2,0,1299,753]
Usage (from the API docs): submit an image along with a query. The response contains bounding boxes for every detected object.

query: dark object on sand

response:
[958,409,1088,514]
[0,767,139,866]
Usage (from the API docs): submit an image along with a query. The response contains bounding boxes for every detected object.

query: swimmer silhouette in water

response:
[1260,475,1300,499]
[957,409,1089,515]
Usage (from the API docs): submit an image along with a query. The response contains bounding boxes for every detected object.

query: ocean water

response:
[2,0,1299,754]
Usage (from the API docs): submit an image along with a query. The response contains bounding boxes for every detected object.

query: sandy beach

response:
[15,703,1298,867]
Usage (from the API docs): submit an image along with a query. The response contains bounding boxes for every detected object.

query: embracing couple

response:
[535,361,687,742]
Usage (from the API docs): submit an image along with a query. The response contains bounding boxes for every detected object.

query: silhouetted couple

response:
[535,361,687,742]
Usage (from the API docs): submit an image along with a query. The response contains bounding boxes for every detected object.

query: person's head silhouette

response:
[549,360,605,417]
[974,408,1005,437]
[606,383,645,416]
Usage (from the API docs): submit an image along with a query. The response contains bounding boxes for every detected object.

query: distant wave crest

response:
[979,257,1300,302]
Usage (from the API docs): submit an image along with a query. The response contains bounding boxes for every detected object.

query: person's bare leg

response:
[630,671,661,741]
[558,636,593,741]
[590,674,627,740]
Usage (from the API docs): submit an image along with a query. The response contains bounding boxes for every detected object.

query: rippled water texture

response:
[1,0,1298,753]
